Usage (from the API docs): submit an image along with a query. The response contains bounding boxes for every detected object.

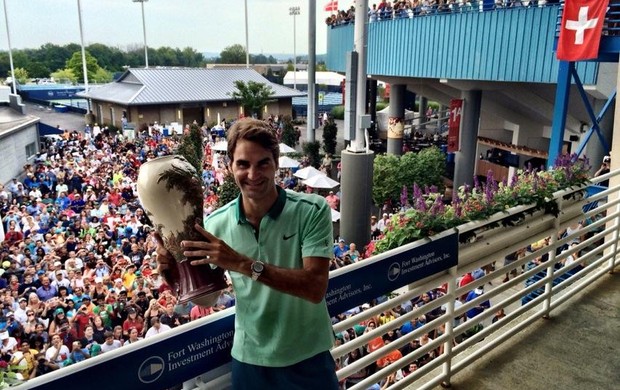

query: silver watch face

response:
[252,261,264,273]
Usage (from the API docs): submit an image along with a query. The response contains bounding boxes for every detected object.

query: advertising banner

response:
[447,99,463,153]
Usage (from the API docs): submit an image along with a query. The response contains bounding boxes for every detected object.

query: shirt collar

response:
[236,187,287,224]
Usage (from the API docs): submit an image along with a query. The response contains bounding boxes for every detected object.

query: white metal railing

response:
[25,169,619,390]
[333,169,619,390]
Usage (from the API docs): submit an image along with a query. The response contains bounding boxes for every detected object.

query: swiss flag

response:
[324,1,339,12]
[557,0,609,61]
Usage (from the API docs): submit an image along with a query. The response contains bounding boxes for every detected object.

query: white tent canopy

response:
[331,208,340,222]
[278,156,300,169]
[279,143,296,154]
[302,175,340,189]
[293,166,324,180]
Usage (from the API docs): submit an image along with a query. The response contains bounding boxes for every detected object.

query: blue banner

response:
[31,314,235,390]
[325,233,458,317]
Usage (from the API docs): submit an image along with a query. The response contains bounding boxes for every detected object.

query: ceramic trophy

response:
[137,155,227,307]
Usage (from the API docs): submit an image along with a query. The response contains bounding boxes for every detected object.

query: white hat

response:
[0,332,8,340]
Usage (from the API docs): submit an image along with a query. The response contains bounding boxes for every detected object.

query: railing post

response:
[608,200,620,273]
[542,200,562,319]
[440,265,459,388]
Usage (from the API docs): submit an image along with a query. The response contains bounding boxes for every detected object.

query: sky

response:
[0,0,344,56]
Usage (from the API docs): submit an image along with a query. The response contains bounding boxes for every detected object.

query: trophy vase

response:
[137,155,227,307]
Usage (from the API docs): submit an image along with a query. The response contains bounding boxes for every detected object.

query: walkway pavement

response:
[432,267,620,390]
[24,101,86,131]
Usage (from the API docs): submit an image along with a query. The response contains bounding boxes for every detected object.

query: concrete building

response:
[78,67,305,131]
[0,87,40,184]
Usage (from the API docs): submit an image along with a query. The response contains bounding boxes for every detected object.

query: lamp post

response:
[132,0,149,68]
[76,0,90,110]
[244,0,249,68]
[289,6,300,90]
[2,0,16,94]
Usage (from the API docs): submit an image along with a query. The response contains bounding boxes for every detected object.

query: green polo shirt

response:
[205,187,334,367]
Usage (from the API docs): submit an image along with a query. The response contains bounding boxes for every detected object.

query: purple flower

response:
[400,185,408,208]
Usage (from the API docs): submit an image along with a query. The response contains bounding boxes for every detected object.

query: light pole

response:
[244,0,249,68]
[2,0,16,94]
[289,6,300,90]
[76,0,90,110]
[133,0,149,68]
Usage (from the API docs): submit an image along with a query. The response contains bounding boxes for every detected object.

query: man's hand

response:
[181,224,248,274]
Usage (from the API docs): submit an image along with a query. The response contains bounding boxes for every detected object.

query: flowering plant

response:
[369,154,591,256]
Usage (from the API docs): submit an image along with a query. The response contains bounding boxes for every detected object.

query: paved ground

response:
[24,101,87,131]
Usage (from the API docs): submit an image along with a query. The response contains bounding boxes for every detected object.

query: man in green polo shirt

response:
[156,118,338,389]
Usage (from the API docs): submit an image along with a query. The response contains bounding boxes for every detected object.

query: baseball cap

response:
[338,238,345,243]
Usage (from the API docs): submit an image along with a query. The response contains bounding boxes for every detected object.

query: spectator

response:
[99,331,122,353]
[144,317,170,338]
[334,238,350,259]
[325,191,340,210]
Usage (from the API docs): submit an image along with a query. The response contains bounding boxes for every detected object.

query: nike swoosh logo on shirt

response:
[283,233,296,240]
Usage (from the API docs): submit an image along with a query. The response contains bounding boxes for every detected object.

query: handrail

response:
[26,169,620,389]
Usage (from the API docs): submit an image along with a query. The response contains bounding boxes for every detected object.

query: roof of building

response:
[78,67,305,105]
[0,105,39,137]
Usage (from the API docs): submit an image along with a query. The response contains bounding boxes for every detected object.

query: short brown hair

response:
[227,118,279,164]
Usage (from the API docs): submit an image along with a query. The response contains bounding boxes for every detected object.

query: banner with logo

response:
[447,99,463,153]
[325,233,458,316]
[557,0,609,61]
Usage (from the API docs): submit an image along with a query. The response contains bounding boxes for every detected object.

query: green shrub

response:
[281,116,300,148]
[322,119,338,156]
[302,141,322,168]
[372,146,445,207]
[331,106,345,120]
[376,102,388,111]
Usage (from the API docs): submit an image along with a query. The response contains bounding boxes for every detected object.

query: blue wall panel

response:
[326,7,598,84]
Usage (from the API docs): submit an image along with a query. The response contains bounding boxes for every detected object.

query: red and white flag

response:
[324,1,339,12]
[557,0,609,61]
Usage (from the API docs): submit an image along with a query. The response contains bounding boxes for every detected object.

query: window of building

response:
[25,142,37,158]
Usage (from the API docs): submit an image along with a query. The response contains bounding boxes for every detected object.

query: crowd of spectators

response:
[0,123,238,380]
[326,1,562,27]
[330,269,493,389]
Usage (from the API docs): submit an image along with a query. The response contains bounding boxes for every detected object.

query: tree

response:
[302,141,322,168]
[229,80,275,119]
[50,69,77,84]
[219,44,247,64]
[322,119,338,156]
[25,62,51,79]
[91,68,113,83]
[66,51,101,83]
[12,68,29,84]
[281,116,300,148]
[216,173,240,208]
[175,123,204,176]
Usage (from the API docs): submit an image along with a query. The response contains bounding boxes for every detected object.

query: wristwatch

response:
[250,260,265,281]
